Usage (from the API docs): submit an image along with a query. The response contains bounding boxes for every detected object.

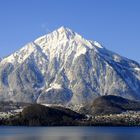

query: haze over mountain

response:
[0,26,140,110]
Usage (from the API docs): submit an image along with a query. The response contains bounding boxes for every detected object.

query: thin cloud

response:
[41,23,51,34]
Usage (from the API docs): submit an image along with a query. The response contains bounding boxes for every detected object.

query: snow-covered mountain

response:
[0,26,140,109]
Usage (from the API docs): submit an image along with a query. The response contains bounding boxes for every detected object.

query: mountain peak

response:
[55,26,76,40]
[35,26,104,51]
[34,26,77,44]
[57,26,69,32]
[2,26,105,65]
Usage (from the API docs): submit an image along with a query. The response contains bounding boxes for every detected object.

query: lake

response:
[0,126,140,140]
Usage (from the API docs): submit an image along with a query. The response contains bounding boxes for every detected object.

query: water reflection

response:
[0,127,140,140]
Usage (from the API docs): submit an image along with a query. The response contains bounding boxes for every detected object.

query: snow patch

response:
[1,42,36,64]
[113,54,121,62]
[94,41,103,48]
[134,67,140,71]
[2,54,15,63]
[45,83,62,92]
[74,46,87,58]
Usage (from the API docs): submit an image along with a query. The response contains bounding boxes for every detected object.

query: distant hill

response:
[80,95,140,115]
[5,104,85,126]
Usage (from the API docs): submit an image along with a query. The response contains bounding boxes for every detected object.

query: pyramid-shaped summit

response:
[35,26,79,43]
[0,26,140,110]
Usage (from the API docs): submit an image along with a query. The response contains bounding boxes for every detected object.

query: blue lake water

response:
[0,126,140,140]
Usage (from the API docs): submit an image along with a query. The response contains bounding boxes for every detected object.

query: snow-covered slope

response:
[0,26,140,109]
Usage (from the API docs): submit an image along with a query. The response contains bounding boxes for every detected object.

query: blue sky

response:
[0,0,140,62]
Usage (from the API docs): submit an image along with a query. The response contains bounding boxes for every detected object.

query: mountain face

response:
[0,26,140,109]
